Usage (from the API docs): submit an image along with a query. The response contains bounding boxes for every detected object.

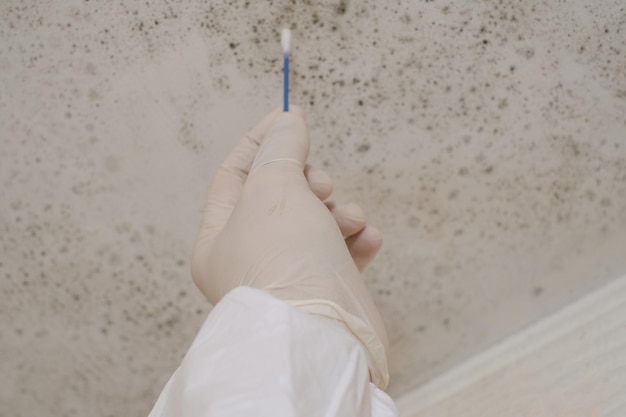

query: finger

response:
[304,164,333,201]
[200,108,283,237]
[326,202,367,238]
[207,107,282,207]
[249,105,309,176]
[346,225,384,272]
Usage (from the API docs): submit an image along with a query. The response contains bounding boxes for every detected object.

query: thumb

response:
[249,105,309,175]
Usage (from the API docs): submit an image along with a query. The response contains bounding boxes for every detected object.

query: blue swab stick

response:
[281,28,291,112]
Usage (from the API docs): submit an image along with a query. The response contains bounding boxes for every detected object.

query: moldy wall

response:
[1,0,625,415]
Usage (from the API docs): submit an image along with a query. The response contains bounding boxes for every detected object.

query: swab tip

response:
[281,28,291,54]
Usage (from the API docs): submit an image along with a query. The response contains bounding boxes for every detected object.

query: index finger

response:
[205,107,283,210]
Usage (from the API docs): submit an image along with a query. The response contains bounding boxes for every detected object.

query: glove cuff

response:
[286,299,390,390]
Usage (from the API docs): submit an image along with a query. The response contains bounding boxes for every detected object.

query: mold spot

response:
[335,0,348,16]
[517,47,535,59]
[408,216,420,228]
[356,143,371,153]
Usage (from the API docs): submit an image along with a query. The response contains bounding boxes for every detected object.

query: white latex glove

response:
[191,106,390,388]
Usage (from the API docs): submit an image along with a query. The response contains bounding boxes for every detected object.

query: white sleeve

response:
[148,286,398,417]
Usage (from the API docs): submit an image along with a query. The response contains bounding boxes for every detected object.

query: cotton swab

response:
[281,28,291,112]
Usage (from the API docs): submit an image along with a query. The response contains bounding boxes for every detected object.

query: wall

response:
[1,0,625,415]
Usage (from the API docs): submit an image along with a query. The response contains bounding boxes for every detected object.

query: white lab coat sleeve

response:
[148,286,398,417]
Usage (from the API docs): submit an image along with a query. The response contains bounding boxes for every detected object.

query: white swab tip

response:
[281,28,291,54]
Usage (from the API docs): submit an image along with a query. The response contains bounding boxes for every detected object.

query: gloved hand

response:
[191,106,390,388]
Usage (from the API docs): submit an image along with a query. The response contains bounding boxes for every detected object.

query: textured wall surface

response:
[1,0,625,415]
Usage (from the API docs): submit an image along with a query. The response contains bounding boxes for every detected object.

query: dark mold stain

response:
[356,142,371,153]
[335,0,348,16]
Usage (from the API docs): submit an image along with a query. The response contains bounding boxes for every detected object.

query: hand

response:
[191,106,389,387]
